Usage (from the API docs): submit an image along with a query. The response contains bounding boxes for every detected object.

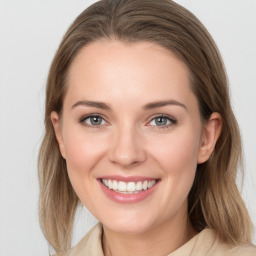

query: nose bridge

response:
[109,120,146,167]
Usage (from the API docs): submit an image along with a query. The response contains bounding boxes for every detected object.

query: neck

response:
[102,213,197,256]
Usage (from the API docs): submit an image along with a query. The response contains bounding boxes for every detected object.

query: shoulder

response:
[194,229,256,256]
[212,243,256,256]
[227,245,256,255]
[55,222,104,256]
[213,242,256,256]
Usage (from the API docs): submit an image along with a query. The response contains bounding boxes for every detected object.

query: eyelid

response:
[79,114,109,128]
[79,112,107,121]
[146,114,177,127]
[79,113,177,129]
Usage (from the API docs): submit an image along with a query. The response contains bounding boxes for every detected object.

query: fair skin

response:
[51,40,222,256]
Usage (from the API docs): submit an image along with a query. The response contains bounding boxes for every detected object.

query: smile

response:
[101,179,157,194]
[99,176,160,203]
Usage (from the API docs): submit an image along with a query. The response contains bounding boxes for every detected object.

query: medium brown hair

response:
[38,0,252,253]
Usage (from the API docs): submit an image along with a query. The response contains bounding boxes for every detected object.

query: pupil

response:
[156,117,167,126]
[91,117,101,125]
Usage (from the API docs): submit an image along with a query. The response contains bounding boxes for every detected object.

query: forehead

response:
[65,40,196,109]
[68,39,189,81]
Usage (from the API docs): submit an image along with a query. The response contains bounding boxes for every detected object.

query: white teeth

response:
[136,181,143,191]
[142,181,148,190]
[112,180,118,191]
[148,180,156,188]
[108,179,113,189]
[102,179,157,193]
[118,181,127,192]
[127,182,136,192]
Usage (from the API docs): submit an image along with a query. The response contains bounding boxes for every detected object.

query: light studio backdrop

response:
[0,1,255,255]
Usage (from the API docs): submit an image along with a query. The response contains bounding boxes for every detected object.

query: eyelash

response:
[79,114,108,128]
[148,114,177,129]
[79,114,177,129]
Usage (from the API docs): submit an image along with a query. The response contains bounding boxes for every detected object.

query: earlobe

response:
[50,111,66,159]
[197,112,222,164]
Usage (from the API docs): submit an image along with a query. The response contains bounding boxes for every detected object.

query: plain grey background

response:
[0,0,255,255]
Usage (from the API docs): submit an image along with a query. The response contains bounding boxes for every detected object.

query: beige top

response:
[60,223,256,256]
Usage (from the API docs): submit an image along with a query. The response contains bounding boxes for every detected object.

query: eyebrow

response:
[71,99,187,111]
[71,100,111,110]
[143,100,187,111]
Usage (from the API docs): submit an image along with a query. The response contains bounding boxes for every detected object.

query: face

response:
[51,40,219,235]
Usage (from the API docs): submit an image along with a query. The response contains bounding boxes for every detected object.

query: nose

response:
[108,124,147,168]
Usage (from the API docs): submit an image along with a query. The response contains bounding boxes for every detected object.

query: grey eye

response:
[149,116,172,126]
[85,116,106,126]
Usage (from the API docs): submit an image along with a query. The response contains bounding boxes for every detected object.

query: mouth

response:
[100,178,159,194]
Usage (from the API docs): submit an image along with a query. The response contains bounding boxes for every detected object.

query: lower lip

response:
[98,180,159,204]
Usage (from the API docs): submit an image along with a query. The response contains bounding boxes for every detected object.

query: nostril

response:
[109,149,146,167]
[108,130,147,166]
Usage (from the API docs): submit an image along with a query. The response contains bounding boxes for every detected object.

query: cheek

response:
[63,125,106,166]
[150,130,200,173]
[147,129,200,202]
[152,131,200,212]
[62,128,107,192]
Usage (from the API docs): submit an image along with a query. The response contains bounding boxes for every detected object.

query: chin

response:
[99,210,158,234]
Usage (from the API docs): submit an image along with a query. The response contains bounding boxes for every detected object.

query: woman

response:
[38,0,256,255]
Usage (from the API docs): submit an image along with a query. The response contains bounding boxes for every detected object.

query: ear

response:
[197,112,222,164]
[51,111,66,159]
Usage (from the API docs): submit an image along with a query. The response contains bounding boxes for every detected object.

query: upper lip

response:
[99,175,159,182]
